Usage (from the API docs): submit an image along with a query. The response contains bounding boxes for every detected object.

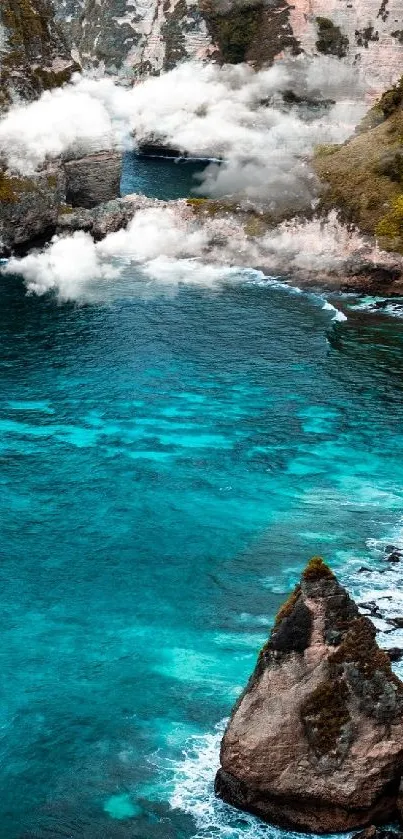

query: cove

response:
[121,152,209,200]
[1,262,403,838]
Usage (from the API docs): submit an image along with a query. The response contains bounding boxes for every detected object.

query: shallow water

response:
[1,265,403,838]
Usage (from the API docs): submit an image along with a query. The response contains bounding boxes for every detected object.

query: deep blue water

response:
[2,264,403,839]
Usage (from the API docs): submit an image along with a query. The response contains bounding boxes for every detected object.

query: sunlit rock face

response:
[216,558,403,833]
[53,0,403,92]
[289,0,403,94]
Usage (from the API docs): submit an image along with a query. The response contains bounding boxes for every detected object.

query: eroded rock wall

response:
[0,0,77,111]
[54,0,403,92]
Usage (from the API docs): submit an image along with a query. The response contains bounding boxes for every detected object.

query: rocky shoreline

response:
[2,157,403,296]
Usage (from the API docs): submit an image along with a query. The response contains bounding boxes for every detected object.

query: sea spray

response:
[2,208,395,302]
[0,57,366,207]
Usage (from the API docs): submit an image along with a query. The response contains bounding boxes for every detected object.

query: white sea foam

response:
[170,720,285,839]
[169,720,354,839]
[3,205,387,304]
[322,300,348,322]
[350,298,403,320]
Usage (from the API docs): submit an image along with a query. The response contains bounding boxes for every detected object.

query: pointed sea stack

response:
[215,557,403,833]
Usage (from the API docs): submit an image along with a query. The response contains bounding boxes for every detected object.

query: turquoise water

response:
[121,153,208,199]
[2,264,403,838]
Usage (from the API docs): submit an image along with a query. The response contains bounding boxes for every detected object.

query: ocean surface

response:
[1,157,403,839]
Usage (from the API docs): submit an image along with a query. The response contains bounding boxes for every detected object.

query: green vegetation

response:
[315,17,348,58]
[376,195,403,252]
[186,197,235,216]
[301,678,350,756]
[201,0,263,64]
[274,585,301,627]
[58,204,75,215]
[314,81,403,253]
[0,169,38,202]
[331,616,395,679]
[302,556,334,582]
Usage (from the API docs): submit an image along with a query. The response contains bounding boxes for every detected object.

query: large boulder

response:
[0,164,66,253]
[215,557,403,833]
[63,151,122,209]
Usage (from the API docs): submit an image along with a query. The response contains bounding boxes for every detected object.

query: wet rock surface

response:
[215,557,403,833]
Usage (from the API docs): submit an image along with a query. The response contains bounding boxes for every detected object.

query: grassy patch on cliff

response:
[0,169,39,202]
[314,81,403,253]
[200,0,263,64]
[315,17,348,58]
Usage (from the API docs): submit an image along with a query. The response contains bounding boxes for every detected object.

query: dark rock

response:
[56,194,162,240]
[390,617,403,628]
[63,151,122,209]
[359,601,382,617]
[216,557,403,833]
[385,551,402,563]
[137,142,185,158]
[354,826,403,839]
[358,566,373,573]
[0,0,77,113]
[386,648,403,662]
[0,164,66,254]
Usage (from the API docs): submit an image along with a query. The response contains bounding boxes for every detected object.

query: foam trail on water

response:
[349,298,403,320]
[169,720,353,839]
[322,300,348,322]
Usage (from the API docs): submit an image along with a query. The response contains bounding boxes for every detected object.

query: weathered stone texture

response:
[63,151,123,209]
[216,558,403,833]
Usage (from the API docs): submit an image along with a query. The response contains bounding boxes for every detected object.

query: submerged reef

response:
[215,557,403,833]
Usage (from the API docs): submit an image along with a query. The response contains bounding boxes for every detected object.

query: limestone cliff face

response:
[215,558,403,833]
[54,0,403,90]
[0,0,77,111]
[289,0,403,93]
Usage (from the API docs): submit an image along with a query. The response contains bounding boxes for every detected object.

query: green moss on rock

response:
[302,556,334,582]
[200,0,263,64]
[315,17,349,58]
[376,194,403,251]
[0,0,75,108]
[274,585,301,627]
[301,678,351,757]
[0,169,39,203]
[313,88,403,253]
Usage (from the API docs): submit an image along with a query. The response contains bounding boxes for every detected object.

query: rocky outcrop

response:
[0,150,122,253]
[215,557,403,833]
[63,151,122,209]
[0,0,77,112]
[0,163,66,252]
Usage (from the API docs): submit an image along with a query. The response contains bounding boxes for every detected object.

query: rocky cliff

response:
[0,0,77,111]
[54,0,403,89]
[215,557,403,833]
[314,77,403,254]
